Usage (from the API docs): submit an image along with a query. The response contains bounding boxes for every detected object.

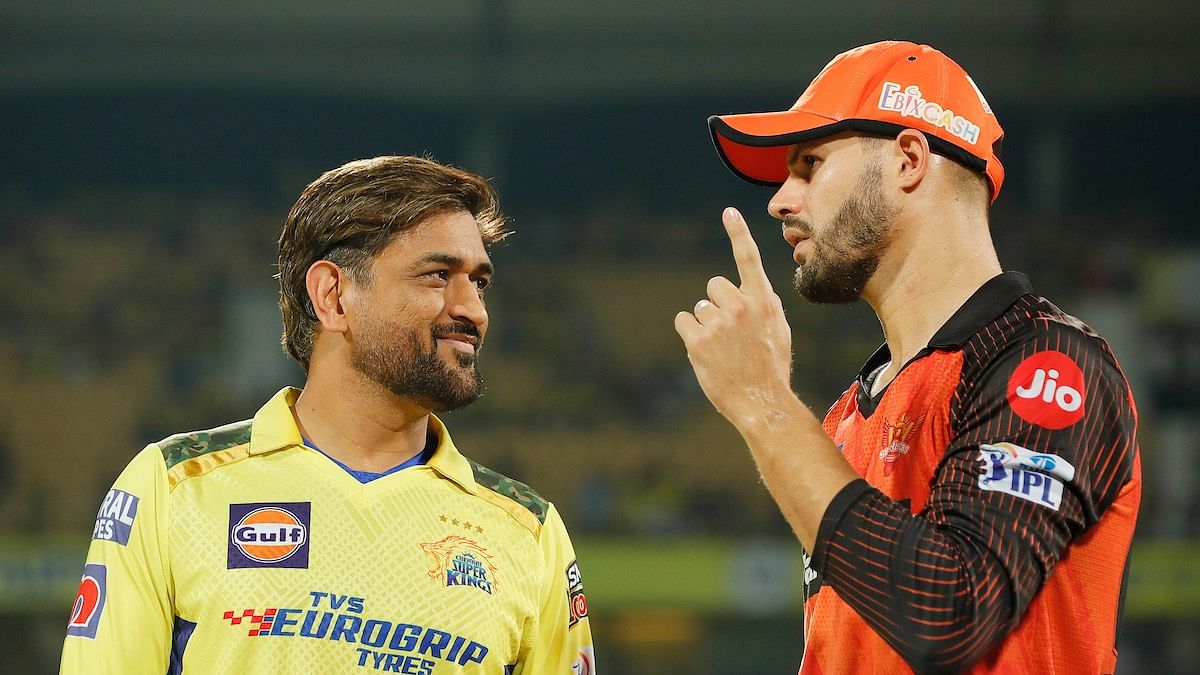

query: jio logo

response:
[1007,351,1086,430]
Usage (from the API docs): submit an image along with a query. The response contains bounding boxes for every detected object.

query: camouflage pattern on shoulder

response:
[468,460,549,524]
[157,419,253,470]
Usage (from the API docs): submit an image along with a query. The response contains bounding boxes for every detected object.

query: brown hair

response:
[277,155,508,369]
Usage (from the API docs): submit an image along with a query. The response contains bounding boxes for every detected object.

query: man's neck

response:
[865,211,1000,393]
[292,362,433,473]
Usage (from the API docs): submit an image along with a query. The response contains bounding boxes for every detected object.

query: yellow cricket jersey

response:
[60,387,596,675]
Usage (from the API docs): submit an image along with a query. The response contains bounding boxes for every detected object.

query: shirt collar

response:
[857,271,1034,381]
[249,386,479,494]
[928,271,1033,348]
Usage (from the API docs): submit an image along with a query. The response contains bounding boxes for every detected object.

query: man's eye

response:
[427,270,449,281]
[803,155,819,168]
[475,278,491,290]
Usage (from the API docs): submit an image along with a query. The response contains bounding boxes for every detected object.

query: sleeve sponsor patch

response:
[977,442,1076,511]
[565,560,588,628]
[66,563,107,639]
[572,645,596,675]
[92,488,139,545]
[1006,350,1086,429]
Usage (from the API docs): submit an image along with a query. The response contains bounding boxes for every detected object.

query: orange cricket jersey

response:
[800,272,1141,674]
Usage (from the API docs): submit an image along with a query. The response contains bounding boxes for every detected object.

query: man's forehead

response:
[380,212,491,266]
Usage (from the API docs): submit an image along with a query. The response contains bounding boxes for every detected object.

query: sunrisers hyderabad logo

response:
[879,412,927,476]
[228,502,311,569]
[1007,351,1086,430]
[66,563,107,639]
[421,535,498,594]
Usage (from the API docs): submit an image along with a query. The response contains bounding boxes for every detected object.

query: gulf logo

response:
[228,502,311,569]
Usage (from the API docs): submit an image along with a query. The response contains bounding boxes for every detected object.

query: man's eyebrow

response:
[786,143,818,167]
[786,145,803,166]
[417,253,493,275]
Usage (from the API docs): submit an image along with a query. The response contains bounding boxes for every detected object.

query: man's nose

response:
[768,176,806,221]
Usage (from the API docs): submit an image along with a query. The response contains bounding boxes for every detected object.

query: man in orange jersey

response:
[675,41,1140,673]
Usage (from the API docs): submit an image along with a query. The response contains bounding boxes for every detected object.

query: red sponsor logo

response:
[223,608,278,637]
[66,563,106,639]
[69,577,102,628]
[1007,351,1086,429]
[566,560,588,627]
[572,646,596,675]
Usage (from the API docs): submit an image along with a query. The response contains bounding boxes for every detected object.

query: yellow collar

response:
[249,386,479,494]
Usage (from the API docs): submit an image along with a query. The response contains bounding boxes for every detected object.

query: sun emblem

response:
[879,412,927,476]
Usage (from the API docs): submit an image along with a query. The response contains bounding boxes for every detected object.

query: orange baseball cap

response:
[709,41,1005,202]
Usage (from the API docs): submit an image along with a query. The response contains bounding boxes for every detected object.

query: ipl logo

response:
[977,442,1075,511]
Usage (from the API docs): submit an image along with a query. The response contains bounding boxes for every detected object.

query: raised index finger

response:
[722,207,773,295]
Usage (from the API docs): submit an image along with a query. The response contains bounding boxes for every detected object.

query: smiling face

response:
[346,210,494,412]
[768,134,897,304]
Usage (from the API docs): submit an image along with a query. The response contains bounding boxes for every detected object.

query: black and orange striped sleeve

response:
[810,304,1139,673]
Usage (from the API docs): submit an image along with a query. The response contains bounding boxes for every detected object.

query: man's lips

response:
[437,334,479,354]
[790,236,812,264]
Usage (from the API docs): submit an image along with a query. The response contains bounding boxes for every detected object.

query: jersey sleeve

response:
[811,320,1138,672]
[60,444,173,675]
[515,503,595,675]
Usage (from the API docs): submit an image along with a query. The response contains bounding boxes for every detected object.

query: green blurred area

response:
[9,536,1200,618]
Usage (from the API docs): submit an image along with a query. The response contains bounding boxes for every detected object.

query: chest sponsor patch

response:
[420,535,498,594]
[228,502,311,569]
[224,590,490,672]
[92,488,139,545]
[566,559,588,627]
[1007,350,1087,429]
[66,563,107,639]
[977,442,1076,511]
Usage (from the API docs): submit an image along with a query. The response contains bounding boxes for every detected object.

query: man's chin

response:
[794,270,864,305]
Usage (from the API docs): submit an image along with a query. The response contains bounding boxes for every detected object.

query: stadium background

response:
[2,1,1198,672]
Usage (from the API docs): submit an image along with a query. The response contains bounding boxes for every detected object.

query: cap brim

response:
[708,110,842,187]
[711,113,999,199]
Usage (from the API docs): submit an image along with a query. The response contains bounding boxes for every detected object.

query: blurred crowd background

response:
[2,2,1198,673]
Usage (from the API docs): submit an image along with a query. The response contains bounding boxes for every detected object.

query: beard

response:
[350,318,483,413]
[790,160,895,304]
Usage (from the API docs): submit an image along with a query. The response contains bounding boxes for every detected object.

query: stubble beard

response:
[792,161,895,304]
[350,320,483,413]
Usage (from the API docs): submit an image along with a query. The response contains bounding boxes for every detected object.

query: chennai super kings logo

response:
[879,412,927,476]
[421,535,498,595]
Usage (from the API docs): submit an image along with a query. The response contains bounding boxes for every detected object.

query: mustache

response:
[782,215,813,238]
[432,321,481,339]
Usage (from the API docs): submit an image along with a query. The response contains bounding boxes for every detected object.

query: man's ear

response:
[306,260,351,334]
[893,128,932,195]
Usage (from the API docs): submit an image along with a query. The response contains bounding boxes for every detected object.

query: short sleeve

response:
[60,444,173,674]
[514,504,595,675]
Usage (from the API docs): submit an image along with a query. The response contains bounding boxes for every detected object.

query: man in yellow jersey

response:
[61,156,596,674]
